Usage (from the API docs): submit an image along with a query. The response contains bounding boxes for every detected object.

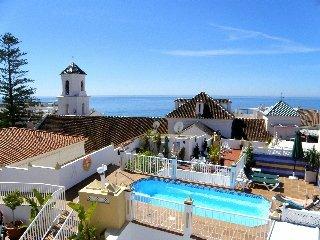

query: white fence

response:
[123,153,233,187]
[0,182,66,240]
[124,153,171,177]
[177,163,231,187]
[131,193,185,234]
[0,145,120,189]
[281,207,320,227]
[129,192,272,240]
[53,210,79,240]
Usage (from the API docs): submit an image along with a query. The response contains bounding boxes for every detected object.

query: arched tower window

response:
[66,104,69,115]
[81,81,84,91]
[82,103,85,115]
[65,80,70,95]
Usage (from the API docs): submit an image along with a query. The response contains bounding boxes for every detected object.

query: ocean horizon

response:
[37,95,320,117]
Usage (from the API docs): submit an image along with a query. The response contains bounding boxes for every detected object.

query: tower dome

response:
[57,62,90,116]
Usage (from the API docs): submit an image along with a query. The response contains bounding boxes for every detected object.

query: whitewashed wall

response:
[58,145,120,189]
[167,118,233,138]
[12,142,86,168]
[180,125,211,139]
[221,139,267,149]
[0,145,120,189]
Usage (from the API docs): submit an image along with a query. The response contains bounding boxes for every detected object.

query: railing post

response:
[171,158,177,179]
[124,188,133,222]
[183,197,193,239]
[230,163,237,189]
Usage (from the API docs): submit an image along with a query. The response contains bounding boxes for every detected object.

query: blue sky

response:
[1,0,320,97]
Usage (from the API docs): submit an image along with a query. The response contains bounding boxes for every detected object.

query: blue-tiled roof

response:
[61,62,86,75]
[264,101,299,117]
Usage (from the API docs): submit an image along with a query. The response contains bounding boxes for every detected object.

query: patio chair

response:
[250,172,280,191]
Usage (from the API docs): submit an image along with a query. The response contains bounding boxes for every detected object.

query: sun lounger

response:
[250,172,280,191]
[273,194,319,210]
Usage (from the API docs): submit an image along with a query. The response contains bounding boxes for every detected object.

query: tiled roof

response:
[298,109,320,126]
[167,92,233,119]
[61,62,87,75]
[231,118,271,142]
[38,115,168,153]
[182,121,216,136]
[0,127,86,166]
[264,101,299,117]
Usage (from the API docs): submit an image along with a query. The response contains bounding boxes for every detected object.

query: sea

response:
[39,96,320,117]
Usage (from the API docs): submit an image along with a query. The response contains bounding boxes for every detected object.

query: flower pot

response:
[304,170,317,183]
[5,220,26,240]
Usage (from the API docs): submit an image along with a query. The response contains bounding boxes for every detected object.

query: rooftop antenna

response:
[280,92,284,101]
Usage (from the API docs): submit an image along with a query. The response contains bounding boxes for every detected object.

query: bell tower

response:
[57,62,90,115]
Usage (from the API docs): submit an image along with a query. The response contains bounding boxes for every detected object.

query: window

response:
[65,80,70,95]
[81,81,84,91]
[82,103,85,115]
[66,104,69,115]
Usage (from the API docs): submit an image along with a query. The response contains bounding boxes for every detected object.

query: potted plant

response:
[3,191,26,240]
[304,146,320,183]
[68,202,97,240]
[24,189,52,221]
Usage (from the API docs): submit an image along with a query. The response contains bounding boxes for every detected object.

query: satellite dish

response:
[174,122,184,134]
[153,121,160,130]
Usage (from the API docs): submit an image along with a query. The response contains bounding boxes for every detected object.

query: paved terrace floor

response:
[66,166,320,239]
[104,167,320,208]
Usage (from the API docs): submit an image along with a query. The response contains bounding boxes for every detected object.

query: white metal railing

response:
[281,207,320,227]
[130,193,272,240]
[124,153,232,187]
[254,147,292,157]
[53,210,79,240]
[176,168,230,187]
[234,149,246,179]
[124,153,171,177]
[192,205,272,240]
[132,193,185,233]
[0,182,66,240]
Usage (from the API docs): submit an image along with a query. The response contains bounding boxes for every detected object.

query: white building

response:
[57,62,90,116]
[166,92,234,138]
[262,100,300,140]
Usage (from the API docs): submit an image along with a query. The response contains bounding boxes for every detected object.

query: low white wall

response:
[221,139,267,149]
[58,145,120,189]
[0,204,31,224]
[0,145,120,190]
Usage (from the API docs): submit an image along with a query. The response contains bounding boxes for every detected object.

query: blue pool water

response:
[132,178,271,227]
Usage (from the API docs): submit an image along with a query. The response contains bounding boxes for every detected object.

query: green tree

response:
[3,191,24,222]
[24,189,52,221]
[68,202,97,240]
[193,144,200,159]
[0,33,37,127]
[244,144,255,176]
[163,136,170,158]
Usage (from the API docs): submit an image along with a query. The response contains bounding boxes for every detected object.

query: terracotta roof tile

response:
[39,116,168,153]
[231,118,271,142]
[298,109,320,126]
[0,127,86,166]
[167,92,233,119]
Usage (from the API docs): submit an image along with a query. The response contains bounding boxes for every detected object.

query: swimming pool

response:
[132,178,271,227]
